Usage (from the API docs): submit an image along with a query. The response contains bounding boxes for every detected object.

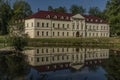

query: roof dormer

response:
[61,16,64,19]
[46,15,50,18]
[54,15,57,19]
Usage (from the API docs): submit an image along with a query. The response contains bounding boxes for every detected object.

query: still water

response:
[0,47,120,80]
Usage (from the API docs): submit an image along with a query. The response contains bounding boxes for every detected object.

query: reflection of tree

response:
[88,65,99,72]
[0,52,29,80]
[102,53,120,80]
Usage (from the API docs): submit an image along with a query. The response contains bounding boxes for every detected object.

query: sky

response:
[11,0,108,13]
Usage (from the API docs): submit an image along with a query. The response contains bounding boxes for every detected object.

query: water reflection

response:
[25,47,109,80]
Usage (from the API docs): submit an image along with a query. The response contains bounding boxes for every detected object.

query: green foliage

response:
[48,6,67,13]
[0,0,12,35]
[8,34,28,51]
[70,5,86,14]
[13,0,32,20]
[0,53,29,79]
[102,52,120,80]
[105,0,120,36]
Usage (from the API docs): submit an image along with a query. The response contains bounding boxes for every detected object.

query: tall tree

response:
[70,5,86,14]
[13,0,32,20]
[0,0,12,35]
[88,7,101,16]
[48,6,67,13]
[54,6,67,13]
[48,6,53,11]
[105,0,120,36]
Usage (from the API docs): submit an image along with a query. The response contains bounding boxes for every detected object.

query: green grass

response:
[29,37,120,43]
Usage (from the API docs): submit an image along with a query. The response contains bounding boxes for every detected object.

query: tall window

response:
[58,24,60,28]
[37,58,39,62]
[58,32,59,36]
[46,49,48,53]
[62,32,64,36]
[37,31,39,36]
[67,24,69,28]
[37,22,39,27]
[73,24,75,29]
[63,24,65,28]
[53,32,54,36]
[81,23,83,30]
[42,23,44,27]
[31,23,33,27]
[77,25,79,29]
[46,32,48,36]
[53,23,55,27]
[67,32,69,36]
[42,31,44,36]
[37,49,39,53]
[46,23,49,27]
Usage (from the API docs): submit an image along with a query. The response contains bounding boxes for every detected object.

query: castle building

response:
[25,11,109,38]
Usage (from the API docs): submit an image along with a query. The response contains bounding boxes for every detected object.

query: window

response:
[63,24,65,28]
[62,56,64,60]
[42,23,44,27]
[53,23,55,27]
[42,31,44,36]
[67,56,69,60]
[52,57,54,61]
[46,23,49,27]
[53,48,54,52]
[41,57,44,62]
[37,31,39,36]
[67,24,69,28]
[31,23,33,27]
[58,32,59,36]
[67,48,68,52]
[42,49,44,53]
[57,48,59,52]
[62,48,64,52]
[96,33,98,36]
[62,32,64,36]
[46,32,48,36]
[58,24,60,28]
[81,23,83,30]
[77,24,79,29]
[46,57,48,61]
[67,32,69,36]
[37,22,39,27]
[73,23,75,29]
[53,32,54,36]
[37,49,39,53]
[73,32,74,36]
[46,49,48,53]
[57,56,59,60]
[37,58,39,62]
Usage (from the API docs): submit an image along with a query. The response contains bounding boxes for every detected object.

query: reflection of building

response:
[25,47,109,71]
[25,11,109,38]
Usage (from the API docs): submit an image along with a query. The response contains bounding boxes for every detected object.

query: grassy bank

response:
[28,37,120,47]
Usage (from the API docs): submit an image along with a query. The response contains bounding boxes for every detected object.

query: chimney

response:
[37,8,40,12]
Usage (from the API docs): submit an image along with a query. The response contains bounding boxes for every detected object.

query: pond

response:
[0,47,120,80]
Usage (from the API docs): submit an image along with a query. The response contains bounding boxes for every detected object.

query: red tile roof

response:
[26,10,108,23]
